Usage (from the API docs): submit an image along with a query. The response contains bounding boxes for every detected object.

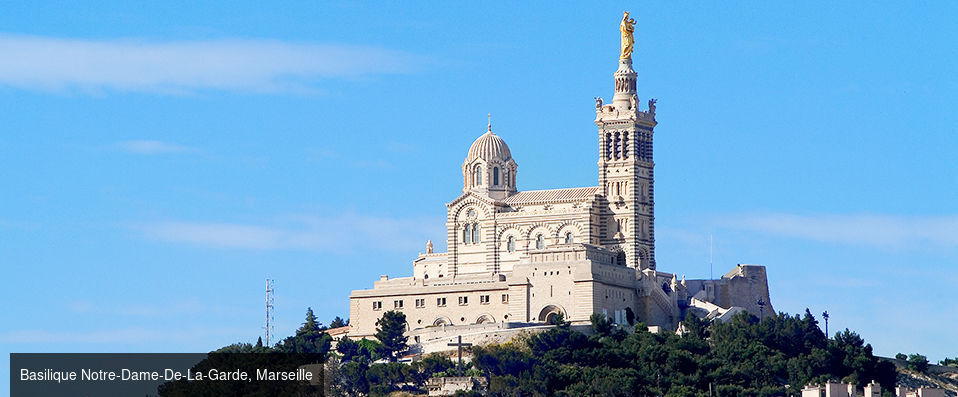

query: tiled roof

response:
[327,325,351,336]
[503,186,600,204]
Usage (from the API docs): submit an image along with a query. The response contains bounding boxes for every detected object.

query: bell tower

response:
[595,11,657,270]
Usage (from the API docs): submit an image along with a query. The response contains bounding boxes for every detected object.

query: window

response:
[623,132,629,158]
[480,295,490,304]
[459,296,468,306]
[565,232,573,244]
[474,166,482,185]
[493,167,499,185]
[394,300,403,309]
[373,301,382,310]
[416,298,425,308]
[502,294,509,304]
[471,223,479,243]
[464,224,472,244]
[536,234,544,249]
[437,297,447,307]
[605,132,613,160]
[507,236,515,252]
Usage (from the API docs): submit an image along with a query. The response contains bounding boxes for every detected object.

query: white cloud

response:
[67,299,229,317]
[0,34,420,93]
[139,212,444,253]
[113,140,194,154]
[719,213,958,249]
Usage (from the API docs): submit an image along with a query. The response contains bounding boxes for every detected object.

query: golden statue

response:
[620,11,636,59]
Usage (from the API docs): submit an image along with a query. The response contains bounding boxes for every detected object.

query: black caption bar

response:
[11,353,325,396]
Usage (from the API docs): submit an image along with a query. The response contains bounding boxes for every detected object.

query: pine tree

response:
[298,307,321,335]
[330,316,348,329]
[337,336,361,362]
[375,311,408,362]
[275,307,332,356]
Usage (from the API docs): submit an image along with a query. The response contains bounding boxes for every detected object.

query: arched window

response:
[623,132,630,158]
[565,232,573,244]
[474,166,482,185]
[464,224,472,244]
[471,223,479,243]
[493,167,499,185]
[536,234,544,249]
[613,132,621,159]
[507,236,515,252]
[605,132,613,160]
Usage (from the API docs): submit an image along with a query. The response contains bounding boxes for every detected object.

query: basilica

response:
[346,14,773,344]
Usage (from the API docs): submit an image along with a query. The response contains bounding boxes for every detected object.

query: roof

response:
[326,325,351,337]
[465,131,512,163]
[503,186,600,204]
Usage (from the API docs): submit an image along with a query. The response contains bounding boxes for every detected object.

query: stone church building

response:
[347,19,773,342]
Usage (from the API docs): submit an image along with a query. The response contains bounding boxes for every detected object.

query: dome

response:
[465,130,512,164]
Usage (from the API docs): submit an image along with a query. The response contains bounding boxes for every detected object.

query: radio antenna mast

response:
[265,278,274,346]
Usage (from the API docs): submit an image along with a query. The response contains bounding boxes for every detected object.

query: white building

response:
[802,380,883,397]
[346,14,774,343]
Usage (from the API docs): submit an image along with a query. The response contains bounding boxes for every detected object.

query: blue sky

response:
[2,1,956,390]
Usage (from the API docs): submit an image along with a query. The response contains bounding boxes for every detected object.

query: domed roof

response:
[466,129,512,163]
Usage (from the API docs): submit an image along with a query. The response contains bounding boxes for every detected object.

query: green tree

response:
[907,353,929,373]
[213,342,256,353]
[375,311,409,362]
[302,307,322,332]
[681,311,710,340]
[275,308,333,356]
[409,353,455,387]
[330,316,349,329]
[337,336,361,362]
[624,307,636,326]
[357,338,385,362]
[335,361,369,396]
[590,312,614,337]
[895,353,907,360]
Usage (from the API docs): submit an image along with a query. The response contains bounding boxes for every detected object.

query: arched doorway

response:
[475,314,495,324]
[537,305,566,324]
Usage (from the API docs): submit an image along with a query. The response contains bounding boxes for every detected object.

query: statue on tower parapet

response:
[620,11,636,59]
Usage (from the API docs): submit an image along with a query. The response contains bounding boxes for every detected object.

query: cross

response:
[487,113,492,132]
[447,335,473,377]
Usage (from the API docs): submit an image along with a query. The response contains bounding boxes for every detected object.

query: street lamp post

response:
[822,311,830,338]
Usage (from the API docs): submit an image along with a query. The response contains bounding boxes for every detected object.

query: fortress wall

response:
[724,265,774,318]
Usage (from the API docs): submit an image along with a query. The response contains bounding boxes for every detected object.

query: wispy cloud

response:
[67,299,234,317]
[0,34,421,94]
[113,140,195,154]
[138,212,443,253]
[719,213,958,249]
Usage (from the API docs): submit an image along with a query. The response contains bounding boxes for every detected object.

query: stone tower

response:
[595,32,657,270]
